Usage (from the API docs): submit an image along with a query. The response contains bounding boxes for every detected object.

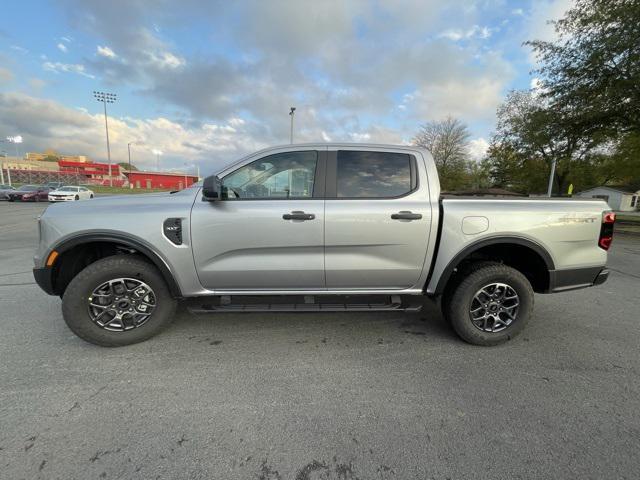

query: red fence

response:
[1,168,125,187]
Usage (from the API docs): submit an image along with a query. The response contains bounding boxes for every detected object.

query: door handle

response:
[391,211,422,220]
[283,211,315,221]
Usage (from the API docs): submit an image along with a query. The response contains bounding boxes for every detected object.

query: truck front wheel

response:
[443,262,534,346]
[61,255,177,347]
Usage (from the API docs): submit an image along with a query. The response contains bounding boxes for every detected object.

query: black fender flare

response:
[51,232,182,297]
[433,235,555,295]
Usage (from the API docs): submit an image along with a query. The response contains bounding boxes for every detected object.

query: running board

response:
[186,294,423,314]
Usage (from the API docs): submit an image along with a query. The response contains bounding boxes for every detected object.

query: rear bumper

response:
[548,266,609,293]
[33,267,56,295]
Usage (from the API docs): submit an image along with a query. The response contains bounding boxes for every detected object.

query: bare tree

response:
[412,116,471,190]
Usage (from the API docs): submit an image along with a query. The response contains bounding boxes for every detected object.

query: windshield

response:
[57,187,77,192]
[18,185,38,191]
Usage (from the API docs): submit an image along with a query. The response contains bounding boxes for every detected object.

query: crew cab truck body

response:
[33,144,613,347]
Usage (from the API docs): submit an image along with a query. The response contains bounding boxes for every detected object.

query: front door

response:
[324,148,432,289]
[191,149,325,291]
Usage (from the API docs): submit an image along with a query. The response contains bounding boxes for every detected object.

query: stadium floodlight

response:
[93,91,117,186]
[289,107,296,144]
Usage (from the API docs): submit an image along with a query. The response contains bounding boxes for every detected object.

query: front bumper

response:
[48,196,75,202]
[548,266,609,293]
[33,267,56,295]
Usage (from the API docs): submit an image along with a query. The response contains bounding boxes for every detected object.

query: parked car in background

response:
[7,185,42,202]
[48,186,94,202]
[0,184,16,200]
[20,186,51,202]
[46,181,65,190]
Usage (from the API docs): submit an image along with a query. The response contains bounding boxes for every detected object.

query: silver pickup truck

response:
[33,143,614,347]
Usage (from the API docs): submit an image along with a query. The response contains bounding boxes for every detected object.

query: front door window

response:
[222,151,317,199]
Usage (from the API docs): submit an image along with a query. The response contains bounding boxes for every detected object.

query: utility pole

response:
[289,107,296,144]
[152,149,162,171]
[93,91,117,187]
[127,142,134,189]
[182,163,188,189]
[546,159,557,197]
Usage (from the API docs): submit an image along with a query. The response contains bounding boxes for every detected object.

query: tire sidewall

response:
[447,264,534,346]
[62,256,177,346]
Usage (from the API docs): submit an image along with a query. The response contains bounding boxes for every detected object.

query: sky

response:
[0,0,572,174]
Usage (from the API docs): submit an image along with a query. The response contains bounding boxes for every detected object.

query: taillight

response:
[598,211,615,250]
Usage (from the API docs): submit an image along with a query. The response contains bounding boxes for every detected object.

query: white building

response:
[576,186,639,212]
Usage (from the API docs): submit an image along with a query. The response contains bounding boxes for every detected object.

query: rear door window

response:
[336,150,415,198]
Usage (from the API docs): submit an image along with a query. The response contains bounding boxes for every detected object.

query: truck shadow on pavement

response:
[167,298,458,349]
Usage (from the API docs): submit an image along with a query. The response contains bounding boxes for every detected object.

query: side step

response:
[186,294,423,314]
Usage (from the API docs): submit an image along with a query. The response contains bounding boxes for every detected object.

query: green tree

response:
[482,142,545,193]
[527,0,640,137]
[488,90,602,194]
[117,162,138,171]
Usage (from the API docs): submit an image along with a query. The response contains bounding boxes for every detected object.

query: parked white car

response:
[48,186,94,202]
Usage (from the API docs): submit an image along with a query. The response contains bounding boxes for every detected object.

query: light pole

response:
[183,163,189,189]
[93,91,117,187]
[3,135,23,185]
[152,149,163,171]
[546,159,557,197]
[289,107,296,144]
[127,142,134,188]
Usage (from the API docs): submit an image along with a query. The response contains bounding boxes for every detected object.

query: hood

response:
[42,188,200,216]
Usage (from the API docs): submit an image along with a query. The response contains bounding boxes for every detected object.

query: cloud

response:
[15,0,536,160]
[28,78,47,90]
[96,45,116,58]
[148,51,185,69]
[0,67,13,84]
[0,92,425,173]
[43,61,95,78]
[524,0,573,64]
[527,0,573,42]
[439,25,496,41]
[57,42,68,53]
[468,137,489,160]
[0,92,264,173]
[10,45,28,54]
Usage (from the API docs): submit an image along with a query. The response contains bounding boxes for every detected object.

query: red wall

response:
[58,160,120,176]
[127,172,199,189]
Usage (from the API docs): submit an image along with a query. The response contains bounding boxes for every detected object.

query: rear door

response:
[191,148,326,291]
[324,147,432,289]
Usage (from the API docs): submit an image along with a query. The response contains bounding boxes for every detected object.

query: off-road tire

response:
[62,255,177,347]
[443,262,534,346]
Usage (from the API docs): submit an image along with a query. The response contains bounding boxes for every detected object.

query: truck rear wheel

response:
[443,262,533,346]
[62,255,177,347]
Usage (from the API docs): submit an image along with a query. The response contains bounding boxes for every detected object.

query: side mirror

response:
[202,175,222,201]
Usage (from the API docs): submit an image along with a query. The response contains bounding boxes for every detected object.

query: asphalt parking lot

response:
[1,201,639,480]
